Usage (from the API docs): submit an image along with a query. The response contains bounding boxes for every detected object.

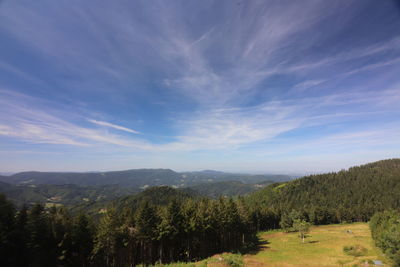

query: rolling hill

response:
[0,181,139,208]
[0,169,291,188]
[248,159,400,224]
[1,159,399,267]
[0,169,180,187]
[189,180,272,198]
[112,186,197,212]
[0,169,286,209]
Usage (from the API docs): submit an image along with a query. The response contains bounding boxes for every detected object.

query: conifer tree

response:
[135,201,160,265]
[92,208,120,267]
[71,214,94,267]
[27,203,54,267]
[0,194,15,267]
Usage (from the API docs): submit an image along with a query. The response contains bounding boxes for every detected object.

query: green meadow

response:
[161,223,391,267]
[244,223,390,267]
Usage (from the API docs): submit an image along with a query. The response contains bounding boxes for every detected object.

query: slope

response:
[248,159,400,224]
[112,186,197,212]
[189,180,273,198]
[0,181,138,208]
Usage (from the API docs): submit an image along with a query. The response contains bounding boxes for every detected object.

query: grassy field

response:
[156,253,242,267]
[244,223,390,267]
[158,223,390,267]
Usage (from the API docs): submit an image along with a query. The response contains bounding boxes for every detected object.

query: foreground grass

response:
[157,253,243,267]
[244,222,390,267]
[156,223,390,266]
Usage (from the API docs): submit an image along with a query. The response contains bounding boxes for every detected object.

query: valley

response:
[0,169,286,210]
[1,159,399,266]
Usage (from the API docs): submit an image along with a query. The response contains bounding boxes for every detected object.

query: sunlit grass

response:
[157,223,390,267]
[157,253,243,267]
[244,223,391,267]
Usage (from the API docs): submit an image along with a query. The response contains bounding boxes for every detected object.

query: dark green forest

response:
[249,159,400,224]
[0,192,266,267]
[1,159,400,266]
[0,182,139,210]
[370,210,400,266]
[189,180,272,199]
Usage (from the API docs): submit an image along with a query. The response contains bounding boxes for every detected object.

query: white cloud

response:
[292,79,327,92]
[0,90,150,148]
[1,0,399,108]
[88,119,140,134]
[0,85,399,153]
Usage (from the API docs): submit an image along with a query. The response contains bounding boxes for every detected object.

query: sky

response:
[0,0,399,174]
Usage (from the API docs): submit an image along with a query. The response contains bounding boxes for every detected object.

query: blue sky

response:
[0,0,399,173]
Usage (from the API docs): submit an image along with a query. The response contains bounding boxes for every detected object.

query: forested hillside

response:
[249,159,400,224]
[0,170,284,209]
[0,182,138,208]
[189,180,271,198]
[112,186,197,212]
[1,159,400,266]
[181,171,290,184]
[0,180,270,211]
[0,190,262,267]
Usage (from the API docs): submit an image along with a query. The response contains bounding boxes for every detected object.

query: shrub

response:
[221,253,243,267]
[343,245,368,257]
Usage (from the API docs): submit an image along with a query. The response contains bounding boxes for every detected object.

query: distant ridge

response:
[0,169,179,187]
[0,168,291,188]
[0,172,14,176]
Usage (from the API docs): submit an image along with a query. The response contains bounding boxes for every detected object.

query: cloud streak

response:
[1,85,398,153]
[88,119,140,134]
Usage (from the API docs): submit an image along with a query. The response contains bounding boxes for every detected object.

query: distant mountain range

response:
[2,159,399,222]
[0,169,291,209]
[0,169,290,187]
[0,172,14,176]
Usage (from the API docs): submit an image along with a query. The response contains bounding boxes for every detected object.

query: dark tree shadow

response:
[238,236,270,255]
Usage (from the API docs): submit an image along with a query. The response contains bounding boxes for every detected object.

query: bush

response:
[370,210,400,265]
[221,254,243,267]
[343,245,368,257]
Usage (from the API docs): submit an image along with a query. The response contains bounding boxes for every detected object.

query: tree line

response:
[370,210,400,266]
[0,193,281,267]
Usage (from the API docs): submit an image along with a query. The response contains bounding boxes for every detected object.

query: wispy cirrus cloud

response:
[162,13,400,107]
[0,87,397,152]
[292,79,327,93]
[159,1,330,105]
[1,0,399,106]
[0,90,149,148]
[0,0,400,171]
[88,119,140,134]
[2,71,400,151]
